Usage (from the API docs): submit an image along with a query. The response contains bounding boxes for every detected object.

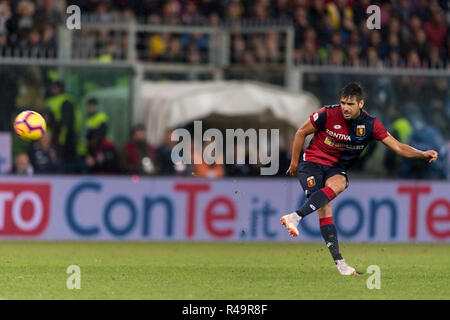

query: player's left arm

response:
[372,118,438,163]
[380,135,438,163]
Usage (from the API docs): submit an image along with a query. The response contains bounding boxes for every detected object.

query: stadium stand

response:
[0,0,448,67]
[0,0,449,178]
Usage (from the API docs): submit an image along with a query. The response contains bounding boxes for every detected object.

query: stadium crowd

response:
[0,0,449,179]
[0,0,449,67]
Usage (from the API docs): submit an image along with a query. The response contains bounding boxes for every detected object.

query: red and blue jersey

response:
[303,104,390,169]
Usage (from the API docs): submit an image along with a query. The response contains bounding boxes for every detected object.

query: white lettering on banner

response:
[0,178,448,242]
[0,192,14,229]
[12,192,43,231]
[0,189,46,234]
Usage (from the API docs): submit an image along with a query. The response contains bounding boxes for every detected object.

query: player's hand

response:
[286,164,298,177]
[423,150,438,163]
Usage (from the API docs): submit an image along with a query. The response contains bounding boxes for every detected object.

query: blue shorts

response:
[297,161,348,198]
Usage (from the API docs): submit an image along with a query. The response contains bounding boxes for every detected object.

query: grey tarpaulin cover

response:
[139,81,320,146]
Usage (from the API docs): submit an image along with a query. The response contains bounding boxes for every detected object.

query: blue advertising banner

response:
[0,176,448,242]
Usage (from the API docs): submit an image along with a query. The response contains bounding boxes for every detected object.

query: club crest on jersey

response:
[313,112,319,121]
[307,176,316,187]
[357,125,365,136]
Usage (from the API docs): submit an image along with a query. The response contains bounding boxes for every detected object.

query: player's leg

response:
[294,172,346,219]
[281,161,324,237]
[317,203,343,262]
[319,175,357,275]
[318,204,356,275]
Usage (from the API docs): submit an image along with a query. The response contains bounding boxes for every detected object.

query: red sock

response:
[321,186,336,201]
[319,216,334,227]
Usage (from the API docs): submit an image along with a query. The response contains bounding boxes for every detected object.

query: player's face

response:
[340,96,364,120]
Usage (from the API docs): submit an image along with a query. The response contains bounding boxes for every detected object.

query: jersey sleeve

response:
[372,118,390,140]
[309,107,327,131]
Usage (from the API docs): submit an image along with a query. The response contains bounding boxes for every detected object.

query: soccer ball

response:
[14,110,47,142]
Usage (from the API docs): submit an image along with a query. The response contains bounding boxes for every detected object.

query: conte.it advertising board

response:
[0,176,448,242]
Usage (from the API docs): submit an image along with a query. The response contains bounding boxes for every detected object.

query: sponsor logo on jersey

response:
[324,136,365,150]
[307,176,316,187]
[333,125,342,129]
[326,129,351,141]
[357,125,366,136]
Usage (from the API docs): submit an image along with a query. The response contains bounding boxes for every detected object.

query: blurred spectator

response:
[386,32,401,57]
[424,10,447,49]
[387,50,403,68]
[148,33,168,61]
[193,140,224,178]
[186,43,202,64]
[181,0,201,24]
[231,35,246,64]
[369,31,388,60]
[399,125,448,180]
[122,124,159,175]
[366,47,383,68]
[21,28,41,57]
[407,29,428,61]
[426,77,449,134]
[346,43,361,67]
[254,40,267,64]
[271,0,290,20]
[0,1,12,36]
[157,129,193,176]
[7,0,35,47]
[242,50,256,66]
[29,132,62,173]
[45,81,81,169]
[426,46,444,68]
[40,24,56,58]
[384,106,413,176]
[226,0,243,21]
[34,0,62,27]
[162,36,184,62]
[162,0,181,25]
[329,47,344,66]
[12,152,33,175]
[406,50,423,68]
[85,98,108,138]
[85,128,120,174]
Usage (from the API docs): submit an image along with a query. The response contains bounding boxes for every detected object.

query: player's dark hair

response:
[340,82,365,102]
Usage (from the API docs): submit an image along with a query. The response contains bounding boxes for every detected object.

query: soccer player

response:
[281,83,438,275]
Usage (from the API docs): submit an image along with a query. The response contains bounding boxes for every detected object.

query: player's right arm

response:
[286,118,317,176]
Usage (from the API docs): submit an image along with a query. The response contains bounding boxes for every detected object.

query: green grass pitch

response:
[0,242,448,300]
